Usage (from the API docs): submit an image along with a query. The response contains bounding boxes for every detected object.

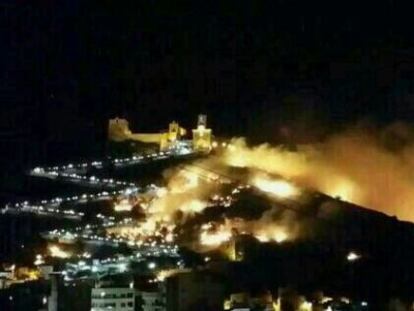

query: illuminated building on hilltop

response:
[108,118,186,152]
[108,115,213,153]
[192,114,212,152]
[159,121,187,151]
[108,118,133,142]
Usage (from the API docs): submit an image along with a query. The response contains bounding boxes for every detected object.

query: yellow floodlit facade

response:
[108,117,186,151]
[109,115,213,152]
[108,118,133,142]
[168,121,186,141]
[192,114,212,152]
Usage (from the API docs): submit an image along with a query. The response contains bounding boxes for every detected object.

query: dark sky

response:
[2,0,414,167]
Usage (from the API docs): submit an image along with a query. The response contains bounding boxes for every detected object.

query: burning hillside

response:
[222,123,414,222]
[107,124,414,257]
[108,161,316,254]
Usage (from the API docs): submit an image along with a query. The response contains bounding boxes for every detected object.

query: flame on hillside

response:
[252,174,299,199]
[222,124,414,222]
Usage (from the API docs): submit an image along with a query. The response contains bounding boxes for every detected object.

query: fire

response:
[273,230,288,243]
[107,152,303,253]
[255,228,289,243]
[156,187,168,197]
[114,199,133,212]
[180,171,199,189]
[198,217,295,249]
[222,132,414,222]
[49,245,71,259]
[165,232,174,242]
[200,228,232,246]
[326,178,358,203]
[144,167,216,221]
[252,175,299,199]
[141,218,157,232]
[106,219,176,244]
[179,199,206,214]
[156,268,190,282]
[256,235,270,242]
[168,170,199,193]
[156,270,173,282]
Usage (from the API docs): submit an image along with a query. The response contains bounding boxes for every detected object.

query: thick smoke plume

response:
[143,159,303,248]
[147,166,217,223]
[223,123,414,222]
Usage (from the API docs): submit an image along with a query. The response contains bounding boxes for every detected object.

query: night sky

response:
[2,0,414,192]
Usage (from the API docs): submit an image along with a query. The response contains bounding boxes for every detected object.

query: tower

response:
[108,118,132,142]
[192,114,212,152]
[168,121,179,141]
[197,114,207,127]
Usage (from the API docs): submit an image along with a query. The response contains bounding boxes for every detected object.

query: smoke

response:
[109,163,223,244]
[117,122,414,253]
[139,161,300,248]
[154,156,317,247]
[222,123,414,222]
[252,205,301,242]
[146,166,217,223]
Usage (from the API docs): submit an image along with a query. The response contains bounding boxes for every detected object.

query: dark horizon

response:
[3,0,414,191]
